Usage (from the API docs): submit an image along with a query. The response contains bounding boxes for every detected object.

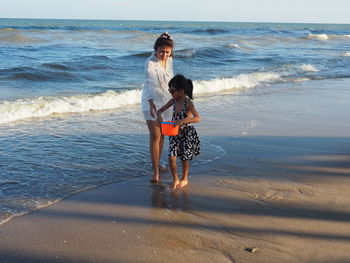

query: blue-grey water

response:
[0,18,349,224]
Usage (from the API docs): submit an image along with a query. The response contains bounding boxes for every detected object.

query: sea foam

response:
[0,72,281,124]
[194,72,281,94]
[300,64,319,72]
[305,33,350,41]
[306,33,329,40]
[0,89,141,125]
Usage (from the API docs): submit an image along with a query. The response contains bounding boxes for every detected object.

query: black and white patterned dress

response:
[168,98,200,161]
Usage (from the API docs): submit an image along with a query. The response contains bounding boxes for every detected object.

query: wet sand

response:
[0,78,350,262]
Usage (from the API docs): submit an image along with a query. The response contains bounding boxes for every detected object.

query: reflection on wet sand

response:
[151,184,190,211]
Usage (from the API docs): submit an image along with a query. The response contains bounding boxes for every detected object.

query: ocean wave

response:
[82,55,112,61]
[305,33,350,41]
[174,48,196,58]
[195,46,235,59]
[1,56,115,81]
[0,27,19,33]
[190,28,230,34]
[194,72,281,94]
[41,63,70,71]
[263,63,321,78]
[0,27,46,44]
[129,45,236,61]
[329,34,350,39]
[0,34,43,43]
[1,67,77,82]
[225,43,242,49]
[305,33,329,40]
[0,71,283,124]
[0,64,330,124]
[343,52,350,57]
[130,49,196,59]
[299,64,319,72]
[131,51,152,58]
[0,26,111,35]
[0,90,142,124]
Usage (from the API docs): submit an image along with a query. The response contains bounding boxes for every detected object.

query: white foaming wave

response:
[331,34,350,39]
[305,33,350,41]
[0,89,141,125]
[174,48,196,58]
[343,52,350,57]
[0,72,281,124]
[194,72,281,94]
[306,33,329,40]
[299,64,319,72]
[226,43,241,49]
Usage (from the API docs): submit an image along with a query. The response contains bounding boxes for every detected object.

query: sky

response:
[1,0,349,24]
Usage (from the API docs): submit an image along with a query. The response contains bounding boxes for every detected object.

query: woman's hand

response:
[156,107,164,127]
[149,101,157,118]
[156,114,163,127]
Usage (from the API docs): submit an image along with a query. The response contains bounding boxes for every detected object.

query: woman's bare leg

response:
[157,134,168,172]
[146,120,162,182]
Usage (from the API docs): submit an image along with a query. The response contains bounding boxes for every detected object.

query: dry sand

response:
[0,79,349,263]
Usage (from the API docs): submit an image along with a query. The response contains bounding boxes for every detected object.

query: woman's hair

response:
[154,32,174,52]
[168,74,194,100]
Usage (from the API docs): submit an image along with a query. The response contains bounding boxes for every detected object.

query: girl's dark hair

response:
[154,32,174,52]
[168,74,194,100]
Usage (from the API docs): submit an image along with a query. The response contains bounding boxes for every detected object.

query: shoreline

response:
[0,134,349,262]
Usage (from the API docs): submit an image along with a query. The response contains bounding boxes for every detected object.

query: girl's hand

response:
[174,119,184,127]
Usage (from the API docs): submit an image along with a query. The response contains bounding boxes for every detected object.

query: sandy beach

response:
[0,78,350,263]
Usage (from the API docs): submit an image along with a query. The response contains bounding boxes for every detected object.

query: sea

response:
[0,18,349,225]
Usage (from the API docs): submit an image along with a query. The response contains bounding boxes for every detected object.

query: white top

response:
[141,52,173,121]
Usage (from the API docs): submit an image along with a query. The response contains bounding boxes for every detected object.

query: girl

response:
[141,32,174,184]
[157,75,201,190]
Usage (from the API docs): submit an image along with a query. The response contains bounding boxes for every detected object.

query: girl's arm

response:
[176,100,200,126]
[156,99,174,122]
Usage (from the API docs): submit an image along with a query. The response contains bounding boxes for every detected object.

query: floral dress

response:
[168,98,200,161]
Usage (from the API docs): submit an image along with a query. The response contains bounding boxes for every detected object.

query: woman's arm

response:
[145,61,158,100]
[144,61,160,117]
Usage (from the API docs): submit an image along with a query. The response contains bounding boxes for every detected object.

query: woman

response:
[141,32,174,183]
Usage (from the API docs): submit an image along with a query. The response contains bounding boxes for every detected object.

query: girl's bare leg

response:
[179,160,189,188]
[146,120,162,182]
[169,156,180,190]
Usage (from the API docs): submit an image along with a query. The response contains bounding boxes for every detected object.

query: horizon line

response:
[0,17,349,25]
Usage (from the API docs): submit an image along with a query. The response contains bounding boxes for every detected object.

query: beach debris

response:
[244,247,258,253]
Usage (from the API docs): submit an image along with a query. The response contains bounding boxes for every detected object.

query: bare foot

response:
[169,180,180,190]
[150,174,160,184]
[158,165,169,172]
[179,179,188,188]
